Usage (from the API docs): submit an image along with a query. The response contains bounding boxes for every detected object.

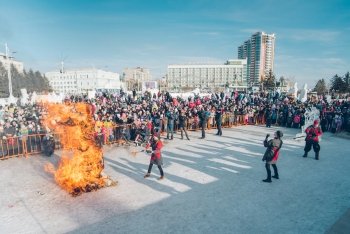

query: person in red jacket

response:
[144,135,164,180]
[303,120,322,160]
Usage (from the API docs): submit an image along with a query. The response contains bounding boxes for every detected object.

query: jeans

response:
[167,124,174,139]
[265,163,278,180]
[217,122,222,135]
[147,163,164,176]
[179,126,189,139]
[201,121,206,138]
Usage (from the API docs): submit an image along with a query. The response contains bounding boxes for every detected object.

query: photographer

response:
[303,120,322,160]
[262,131,283,183]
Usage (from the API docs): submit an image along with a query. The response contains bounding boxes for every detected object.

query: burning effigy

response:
[43,103,116,196]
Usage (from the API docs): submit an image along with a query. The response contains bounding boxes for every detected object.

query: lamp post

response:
[5,43,15,103]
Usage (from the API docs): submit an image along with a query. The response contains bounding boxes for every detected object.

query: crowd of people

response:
[0,90,349,158]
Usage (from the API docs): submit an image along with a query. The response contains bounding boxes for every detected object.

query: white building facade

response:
[123,67,151,91]
[45,68,121,94]
[0,53,24,73]
[167,59,247,91]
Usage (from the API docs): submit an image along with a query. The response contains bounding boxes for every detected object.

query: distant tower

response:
[238,32,275,86]
[5,43,14,99]
[60,61,64,73]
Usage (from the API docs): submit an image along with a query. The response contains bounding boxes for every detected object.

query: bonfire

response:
[43,103,116,196]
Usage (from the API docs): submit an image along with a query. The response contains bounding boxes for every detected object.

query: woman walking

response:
[144,135,164,180]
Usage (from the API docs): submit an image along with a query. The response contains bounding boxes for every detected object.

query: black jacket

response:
[215,111,222,124]
[178,115,187,128]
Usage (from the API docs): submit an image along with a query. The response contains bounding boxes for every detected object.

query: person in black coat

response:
[43,134,55,156]
[262,130,283,183]
[265,107,272,128]
[215,107,223,136]
[220,92,225,100]
[198,106,209,139]
[178,111,190,140]
[132,89,136,99]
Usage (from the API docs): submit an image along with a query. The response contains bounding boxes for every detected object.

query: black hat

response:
[276,130,283,138]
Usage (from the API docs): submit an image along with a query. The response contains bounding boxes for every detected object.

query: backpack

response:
[293,115,300,124]
[205,111,210,118]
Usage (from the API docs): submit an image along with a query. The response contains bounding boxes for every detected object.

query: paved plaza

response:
[1,126,349,234]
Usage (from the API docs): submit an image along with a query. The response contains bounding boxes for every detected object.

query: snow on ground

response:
[0,126,349,234]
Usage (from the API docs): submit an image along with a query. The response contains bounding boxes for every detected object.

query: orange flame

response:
[43,103,105,195]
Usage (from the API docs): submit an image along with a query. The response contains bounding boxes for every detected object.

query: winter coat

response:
[305,125,322,142]
[215,111,222,124]
[263,138,283,162]
[166,111,175,126]
[178,115,187,128]
[199,110,210,122]
[147,140,163,166]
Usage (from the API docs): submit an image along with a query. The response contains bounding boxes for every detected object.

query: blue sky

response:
[0,0,349,86]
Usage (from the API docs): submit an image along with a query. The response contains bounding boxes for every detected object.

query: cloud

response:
[143,44,166,51]
[193,32,220,36]
[240,28,264,34]
[275,55,349,85]
[168,56,224,65]
[214,11,252,23]
[0,16,13,39]
[280,29,340,42]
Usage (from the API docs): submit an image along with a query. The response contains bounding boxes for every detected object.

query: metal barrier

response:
[0,115,268,160]
[0,133,62,160]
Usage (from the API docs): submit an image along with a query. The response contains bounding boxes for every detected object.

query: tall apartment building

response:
[45,68,121,94]
[167,59,247,91]
[122,67,151,91]
[238,32,275,86]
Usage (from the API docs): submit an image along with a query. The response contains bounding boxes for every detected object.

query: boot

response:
[315,153,319,160]
[303,152,308,157]
[271,165,279,179]
[144,173,151,178]
[158,176,164,180]
[187,137,190,140]
[263,168,272,182]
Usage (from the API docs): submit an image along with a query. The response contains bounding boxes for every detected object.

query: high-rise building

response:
[167,59,247,91]
[238,32,275,86]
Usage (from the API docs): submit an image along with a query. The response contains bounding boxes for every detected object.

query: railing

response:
[0,113,267,160]
[0,133,62,160]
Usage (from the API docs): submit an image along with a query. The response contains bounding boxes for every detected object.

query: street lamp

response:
[5,43,16,103]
